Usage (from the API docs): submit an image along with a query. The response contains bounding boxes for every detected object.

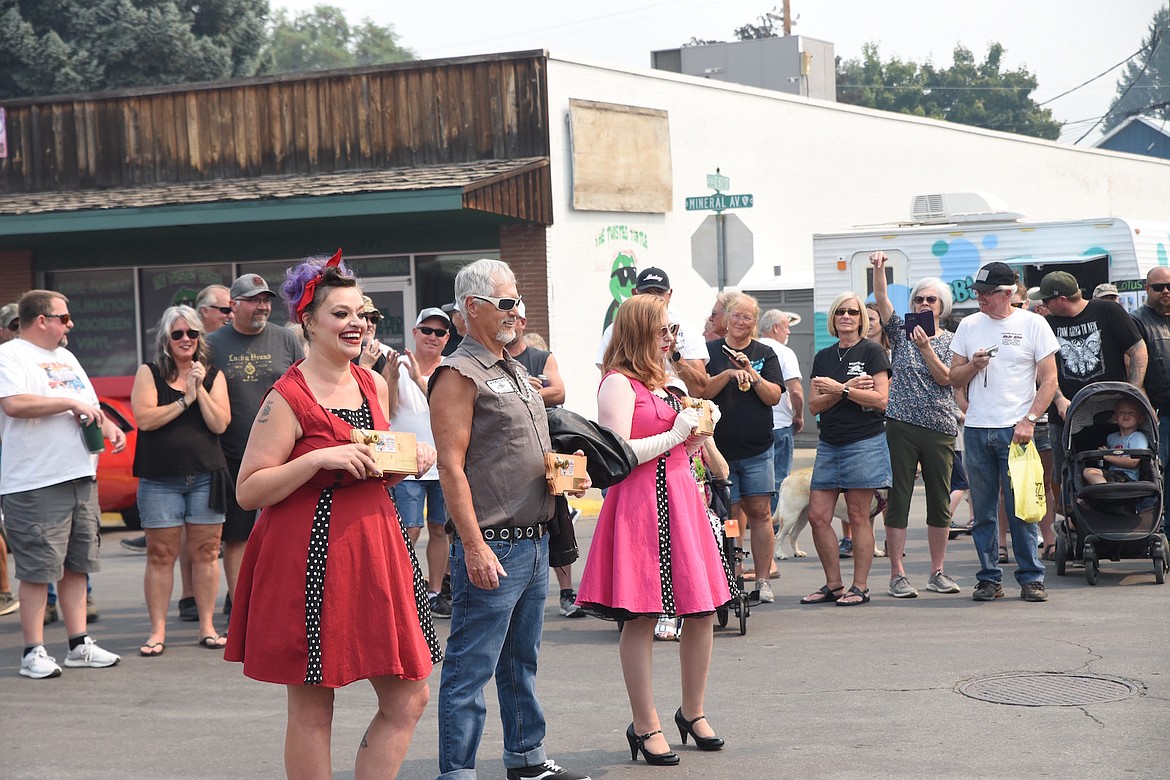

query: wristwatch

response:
[1024,413,1039,423]
[670,350,682,363]
[841,387,851,399]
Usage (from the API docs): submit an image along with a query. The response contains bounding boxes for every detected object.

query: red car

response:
[97,396,140,529]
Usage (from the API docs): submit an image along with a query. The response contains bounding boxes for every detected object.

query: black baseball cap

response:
[635,267,671,292]
[969,262,1018,292]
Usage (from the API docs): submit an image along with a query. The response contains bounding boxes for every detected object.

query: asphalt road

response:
[2,460,1168,779]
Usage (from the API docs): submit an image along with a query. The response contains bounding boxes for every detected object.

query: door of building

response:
[361,278,415,352]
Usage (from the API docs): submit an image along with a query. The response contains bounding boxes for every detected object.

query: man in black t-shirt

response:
[1031,271,1146,498]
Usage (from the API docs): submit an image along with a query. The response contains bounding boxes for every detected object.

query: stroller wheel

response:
[1154,553,1167,585]
[1085,555,1100,586]
[1054,534,1068,576]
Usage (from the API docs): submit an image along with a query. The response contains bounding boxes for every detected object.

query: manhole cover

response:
[958,673,1138,707]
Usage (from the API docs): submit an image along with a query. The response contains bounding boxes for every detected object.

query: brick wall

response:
[0,250,34,303]
[499,224,549,341]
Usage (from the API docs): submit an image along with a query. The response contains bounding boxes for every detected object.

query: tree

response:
[0,0,268,99]
[837,42,1062,140]
[258,4,414,75]
[1104,7,1170,132]
[685,5,785,47]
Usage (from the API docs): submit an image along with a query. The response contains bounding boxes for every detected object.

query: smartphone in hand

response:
[721,343,746,365]
[904,310,936,338]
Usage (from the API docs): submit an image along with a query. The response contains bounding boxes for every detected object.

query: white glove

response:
[707,400,722,426]
[626,406,699,466]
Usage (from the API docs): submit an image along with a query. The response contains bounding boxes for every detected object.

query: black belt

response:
[482,523,545,541]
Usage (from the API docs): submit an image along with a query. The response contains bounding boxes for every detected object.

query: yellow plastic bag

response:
[1008,440,1046,524]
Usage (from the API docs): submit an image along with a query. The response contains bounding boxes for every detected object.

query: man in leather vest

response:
[430,259,590,780]
[1130,266,1170,526]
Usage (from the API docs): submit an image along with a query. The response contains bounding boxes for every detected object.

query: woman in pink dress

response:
[224,252,440,779]
[577,294,735,766]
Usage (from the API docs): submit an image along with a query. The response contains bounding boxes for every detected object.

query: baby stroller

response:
[709,477,755,635]
[1055,381,1169,585]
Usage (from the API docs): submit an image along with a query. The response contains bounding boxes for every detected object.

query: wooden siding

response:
[0,53,549,195]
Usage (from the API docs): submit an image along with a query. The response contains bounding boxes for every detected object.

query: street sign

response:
[684,193,754,212]
[706,172,729,191]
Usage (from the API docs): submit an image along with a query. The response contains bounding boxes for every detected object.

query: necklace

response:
[836,342,857,362]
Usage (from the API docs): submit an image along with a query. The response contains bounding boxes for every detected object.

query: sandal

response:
[800,585,845,605]
[654,616,679,641]
[198,635,227,650]
[998,546,1009,564]
[139,641,165,657]
[836,585,871,606]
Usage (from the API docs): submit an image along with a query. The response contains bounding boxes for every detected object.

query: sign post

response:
[685,169,754,291]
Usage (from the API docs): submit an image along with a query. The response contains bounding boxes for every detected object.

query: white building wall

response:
[543,55,1170,419]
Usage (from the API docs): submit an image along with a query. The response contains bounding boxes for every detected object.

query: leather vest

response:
[1132,305,1170,412]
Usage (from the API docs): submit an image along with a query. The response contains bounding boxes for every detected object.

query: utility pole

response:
[783,0,793,36]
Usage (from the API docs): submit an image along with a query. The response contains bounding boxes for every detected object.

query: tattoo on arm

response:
[256,399,273,425]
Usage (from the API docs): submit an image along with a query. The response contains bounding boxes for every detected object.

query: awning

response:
[1007,253,1109,265]
[0,157,551,237]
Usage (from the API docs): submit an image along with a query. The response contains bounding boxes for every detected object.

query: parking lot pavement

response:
[3,475,1168,779]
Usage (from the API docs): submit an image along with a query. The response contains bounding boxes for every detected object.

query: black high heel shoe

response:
[626,723,680,766]
[674,708,724,751]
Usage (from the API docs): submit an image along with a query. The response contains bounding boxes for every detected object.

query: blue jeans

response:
[770,425,795,514]
[438,534,550,778]
[964,427,1044,585]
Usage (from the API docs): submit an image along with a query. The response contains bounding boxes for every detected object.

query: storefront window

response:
[44,269,139,378]
[139,265,232,341]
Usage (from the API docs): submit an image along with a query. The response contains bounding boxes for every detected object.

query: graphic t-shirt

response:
[1046,299,1142,415]
[207,325,304,459]
[0,339,100,494]
[809,338,892,446]
[706,338,784,460]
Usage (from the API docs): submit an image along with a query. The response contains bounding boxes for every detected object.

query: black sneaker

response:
[506,760,591,780]
[178,596,198,622]
[120,535,148,553]
[971,580,1004,601]
[223,593,232,616]
[429,592,452,619]
[559,589,585,618]
[1020,581,1049,602]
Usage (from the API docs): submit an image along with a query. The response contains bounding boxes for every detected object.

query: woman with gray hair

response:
[130,305,231,654]
[868,251,961,599]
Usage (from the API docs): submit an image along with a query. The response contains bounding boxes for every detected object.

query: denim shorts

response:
[1033,423,1052,452]
[810,432,892,491]
[137,473,224,529]
[727,447,776,504]
[393,479,447,529]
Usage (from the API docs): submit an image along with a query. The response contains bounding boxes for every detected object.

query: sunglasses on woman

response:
[656,323,681,338]
[913,295,939,305]
[471,294,523,312]
[834,308,861,317]
[418,326,449,337]
[170,329,200,341]
[1010,301,1025,309]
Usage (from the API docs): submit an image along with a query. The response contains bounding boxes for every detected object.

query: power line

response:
[1075,28,1163,144]
[1038,48,1143,106]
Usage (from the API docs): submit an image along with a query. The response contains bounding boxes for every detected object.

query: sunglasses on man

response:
[471,294,523,312]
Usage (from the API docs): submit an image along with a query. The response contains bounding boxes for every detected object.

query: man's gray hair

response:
[454,259,516,316]
[195,284,229,310]
[759,309,787,334]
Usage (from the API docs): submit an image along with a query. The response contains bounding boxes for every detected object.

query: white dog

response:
[773,467,887,560]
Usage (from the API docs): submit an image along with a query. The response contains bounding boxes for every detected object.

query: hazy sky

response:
[274,0,1167,144]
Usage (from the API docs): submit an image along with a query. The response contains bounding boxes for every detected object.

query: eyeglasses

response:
[204,305,232,315]
[728,313,755,323]
[1010,301,1025,309]
[471,294,523,312]
[44,313,71,325]
[656,323,681,338]
[5,320,17,332]
[1149,283,1170,293]
[361,312,383,323]
[417,326,449,337]
[170,329,200,341]
[834,308,861,317]
[912,295,939,305]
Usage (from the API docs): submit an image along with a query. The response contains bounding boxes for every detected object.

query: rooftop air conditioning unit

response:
[910,192,1024,225]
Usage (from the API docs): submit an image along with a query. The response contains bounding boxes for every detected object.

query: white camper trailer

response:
[811,193,1170,349]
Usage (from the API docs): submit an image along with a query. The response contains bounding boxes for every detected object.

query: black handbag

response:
[545,407,637,490]
[547,495,578,568]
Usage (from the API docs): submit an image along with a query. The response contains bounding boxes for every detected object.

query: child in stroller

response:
[1081,399,1148,488]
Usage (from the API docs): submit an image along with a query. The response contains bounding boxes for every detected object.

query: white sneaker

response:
[20,645,62,679]
[757,581,775,603]
[63,636,120,668]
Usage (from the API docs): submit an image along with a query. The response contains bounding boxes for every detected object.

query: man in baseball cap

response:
[228,273,273,301]
[1027,270,1080,302]
[969,261,1019,293]
[634,267,671,293]
[1092,282,1120,302]
[0,303,19,343]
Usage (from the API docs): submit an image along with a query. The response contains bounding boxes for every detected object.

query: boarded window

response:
[568,99,672,213]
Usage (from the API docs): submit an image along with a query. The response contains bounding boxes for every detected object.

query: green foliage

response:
[258,4,414,74]
[0,0,268,99]
[837,42,1062,140]
[1104,7,1170,132]
[684,5,784,47]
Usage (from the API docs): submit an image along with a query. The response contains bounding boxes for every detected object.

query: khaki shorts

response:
[2,477,102,583]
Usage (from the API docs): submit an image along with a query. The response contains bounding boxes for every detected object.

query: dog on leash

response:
[773,467,887,560]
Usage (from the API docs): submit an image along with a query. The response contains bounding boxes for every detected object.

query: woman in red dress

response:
[224,252,440,779]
